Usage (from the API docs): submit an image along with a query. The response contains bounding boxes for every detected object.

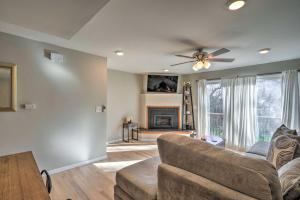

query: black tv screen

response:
[147,75,178,93]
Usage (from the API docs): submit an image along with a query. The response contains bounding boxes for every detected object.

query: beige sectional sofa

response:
[114,134,283,200]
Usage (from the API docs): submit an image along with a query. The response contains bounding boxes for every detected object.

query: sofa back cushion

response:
[157,134,283,200]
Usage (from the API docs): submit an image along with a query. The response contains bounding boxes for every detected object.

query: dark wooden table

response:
[0,151,50,200]
[123,122,138,142]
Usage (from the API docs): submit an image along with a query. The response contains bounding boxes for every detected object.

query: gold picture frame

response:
[0,63,17,112]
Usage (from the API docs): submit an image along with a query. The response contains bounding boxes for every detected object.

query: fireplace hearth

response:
[148,107,179,130]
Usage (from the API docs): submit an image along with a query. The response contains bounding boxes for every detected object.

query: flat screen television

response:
[147,75,178,93]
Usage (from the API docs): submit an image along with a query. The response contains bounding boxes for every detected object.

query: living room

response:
[0,0,300,200]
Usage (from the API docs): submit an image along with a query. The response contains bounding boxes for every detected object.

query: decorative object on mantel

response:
[125,116,133,123]
[182,81,196,137]
[0,63,17,112]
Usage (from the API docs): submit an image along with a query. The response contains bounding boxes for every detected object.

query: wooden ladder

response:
[182,82,196,137]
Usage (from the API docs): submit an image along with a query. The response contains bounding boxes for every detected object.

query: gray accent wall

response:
[0,32,107,170]
[107,69,142,142]
[182,58,300,130]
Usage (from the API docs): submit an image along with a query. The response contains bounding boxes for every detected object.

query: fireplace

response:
[148,107,179,130]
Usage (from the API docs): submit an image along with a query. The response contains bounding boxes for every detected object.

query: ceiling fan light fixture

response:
[193,63,199,71]
[192,66,199,71]
[227,0,246,10]
[196,61,204,69]
[203,61,211,69]
[193,61,204,71]
[172,48,234,71]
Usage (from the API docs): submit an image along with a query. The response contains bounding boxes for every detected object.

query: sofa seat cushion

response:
[114,185,134,200]
[116,156,160,200]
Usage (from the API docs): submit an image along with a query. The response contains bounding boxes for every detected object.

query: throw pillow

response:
[278,158,300,200]
[267,135,298,169]
[267,124,299,160]
[271,124,297,141]
[286,134,300,159]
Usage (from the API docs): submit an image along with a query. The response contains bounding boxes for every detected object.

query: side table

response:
[123,122,138,142]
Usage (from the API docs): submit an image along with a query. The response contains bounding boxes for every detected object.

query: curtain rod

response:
[196,69,300,82]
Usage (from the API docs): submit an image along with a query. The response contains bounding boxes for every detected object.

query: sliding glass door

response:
[206,81,223,137]
[256,74,282,141]
[204,74,283,142]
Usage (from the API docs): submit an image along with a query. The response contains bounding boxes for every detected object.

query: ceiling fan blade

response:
[208,58,235,62]
[170,61,195,66]
[175,55,194,59]
[209,48,230,57]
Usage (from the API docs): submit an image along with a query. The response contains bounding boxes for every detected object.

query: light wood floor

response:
[50,141,158,200]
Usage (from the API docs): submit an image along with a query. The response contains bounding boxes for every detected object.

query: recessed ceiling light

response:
[163,69,169,72]
[227,0,246,10]
[115,50,124,56]
[259,48,271,54]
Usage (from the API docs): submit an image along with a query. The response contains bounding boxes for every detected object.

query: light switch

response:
[95,106,102,113]
[96,105,106,113]
[24,104,37,110]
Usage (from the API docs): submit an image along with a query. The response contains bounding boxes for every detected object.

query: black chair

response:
[41,170,52,194]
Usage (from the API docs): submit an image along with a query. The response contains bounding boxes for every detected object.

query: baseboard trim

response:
[106,138,122,144]
[48,155,107,174]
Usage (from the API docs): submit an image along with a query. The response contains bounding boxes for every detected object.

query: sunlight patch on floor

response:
[106,145,158,152]
[93,160,143,172]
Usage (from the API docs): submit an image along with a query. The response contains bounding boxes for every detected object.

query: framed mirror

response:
[0,63,17,112]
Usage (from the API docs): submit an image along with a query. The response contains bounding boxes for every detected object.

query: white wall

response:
[107,69,142,142]
[0,32,107,171]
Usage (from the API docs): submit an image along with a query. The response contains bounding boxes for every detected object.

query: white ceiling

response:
[0,0,300,74]
[0,0,109,39]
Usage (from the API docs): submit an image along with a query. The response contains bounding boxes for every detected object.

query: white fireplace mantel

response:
[140,93,183,129]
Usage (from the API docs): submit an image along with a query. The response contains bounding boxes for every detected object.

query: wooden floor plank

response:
[50,141,158,200]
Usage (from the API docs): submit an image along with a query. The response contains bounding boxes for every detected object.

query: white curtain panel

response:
[281,70,300,132]
[222,76,257,151]
[197,80,207,138]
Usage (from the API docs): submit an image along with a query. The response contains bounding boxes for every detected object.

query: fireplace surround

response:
[147,107,179,130]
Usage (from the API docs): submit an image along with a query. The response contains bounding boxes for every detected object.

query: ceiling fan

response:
[170,48,235,71]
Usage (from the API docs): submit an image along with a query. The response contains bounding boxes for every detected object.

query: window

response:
[256,75,282,142]
[204,74,283,141]
[206,81,223,137]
